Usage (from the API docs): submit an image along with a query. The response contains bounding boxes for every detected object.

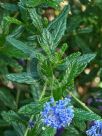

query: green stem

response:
[24,83,47,136]
[16,87,21,109]
[39,82,47,101]
[67,91,93,113]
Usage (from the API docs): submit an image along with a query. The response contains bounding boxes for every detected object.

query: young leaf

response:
[4,16,22,25]
[48,5,70,47]
[38,29,53,53]
[29,8,43,32]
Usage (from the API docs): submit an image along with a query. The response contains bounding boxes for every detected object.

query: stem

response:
[16,87,21,108]
[24,83,47,136]
[39,82,47,101]
[68,91,93,113]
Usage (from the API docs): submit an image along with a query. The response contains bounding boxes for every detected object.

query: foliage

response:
[0,0,102,136]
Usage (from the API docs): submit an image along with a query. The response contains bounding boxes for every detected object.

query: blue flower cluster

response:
[41,97,74,129]
[86,120,102,136]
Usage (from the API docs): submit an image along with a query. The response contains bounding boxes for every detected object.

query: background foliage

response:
[0,0,102,136]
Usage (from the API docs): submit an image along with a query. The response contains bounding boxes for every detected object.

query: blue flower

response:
[86,120,102,136]
[41,97,74,129]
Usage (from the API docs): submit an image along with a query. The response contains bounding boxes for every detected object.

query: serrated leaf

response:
[75,53,96,76]
[25,0,45,7]
[0,88,17,110]
[18,97,49,115]
[38,29,53,53]
[30,83,41,101]
[58,52,81,70]
[6,37,35,56]
[27,58,39,79]
[1,111,21,124]
[18,103,42,115]
[59,52,81,87]
[78,53,96,64]
[74,108,101,121]
[6,72,36,84]
[58,53,96,82]
[48,5,70,47]
[41,127,56,136]
[29,8,43,32]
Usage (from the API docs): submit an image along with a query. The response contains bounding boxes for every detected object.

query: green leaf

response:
[74,108,101,121]
[74,36,92,53]
[25,0,45,7]
[78,26,93,34]
[6,37,35,56]
[62,126,80,136]
[1,111,21,124]
[45,1,60,9]
[12,122,25,136]
[0,2,18,11]
[29,8,43,32]
[10,26,24,38]
[0,119,9,127]
[18,97,49,115]
[59,43,68,57]
[0,45,27,59]
[0,54,23,71]
[58,52,81,70]
[18,103,42,115]
[38,29,53,53]
[75,53,96,76]
[58,53,96,81]
[48,5,70,47]
[4,131,17,136]
[74,119,86,131]
[0,88,17,110]
[6,72,36,84]
[4,16,22,25]
[41,127,56,136]
[67,15,82,33]
[30,83,41,101]
[60,52,81,87]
